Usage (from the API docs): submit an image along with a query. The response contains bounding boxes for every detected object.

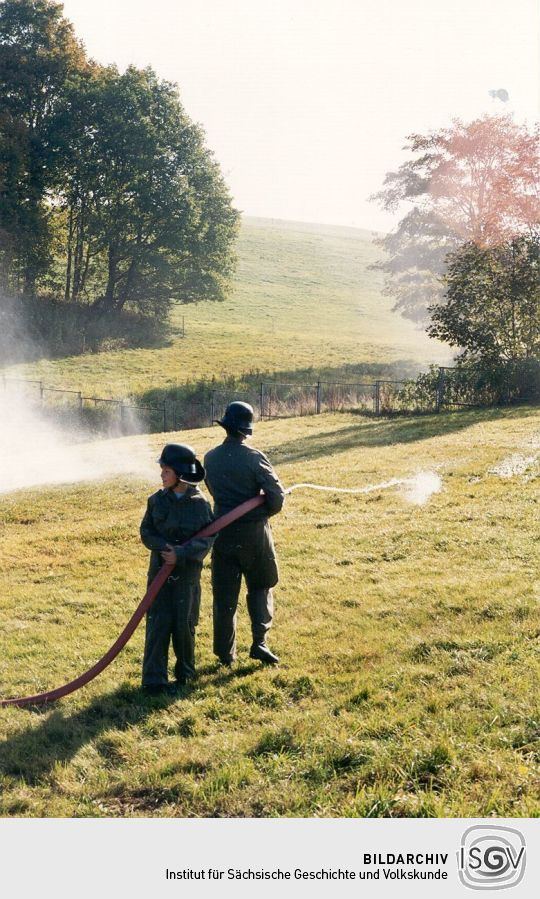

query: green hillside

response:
[1,406,538,817]
[5,217,449,399]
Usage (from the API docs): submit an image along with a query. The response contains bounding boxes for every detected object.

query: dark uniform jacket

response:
[204,438,285,522]
[140,486,214,581]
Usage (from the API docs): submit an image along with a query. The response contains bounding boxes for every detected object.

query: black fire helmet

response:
[158,443,205,483]
[215,401,254,436]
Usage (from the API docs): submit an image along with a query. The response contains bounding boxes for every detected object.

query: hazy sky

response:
[61,0,539,230]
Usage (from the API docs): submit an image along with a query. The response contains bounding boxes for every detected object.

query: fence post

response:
[77,391,83,411]
[210,391,215,426]
[436,367,445,412]
[374,381,381,415]
[316,381,321,414]
[163,403,167,432]
[259,382,264,420]
[39,381,44,403]
[119,402,125,429]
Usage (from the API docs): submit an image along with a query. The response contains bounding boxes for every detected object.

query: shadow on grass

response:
[205,662,258,687]
[267,404,539,466]
[0,683,180,784]
[0,661,260,785]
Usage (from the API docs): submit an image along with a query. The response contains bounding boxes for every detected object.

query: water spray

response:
[0,388,156,494]
[287,471,442,505]
[0,471,442,708]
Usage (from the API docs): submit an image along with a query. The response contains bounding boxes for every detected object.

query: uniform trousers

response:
[211,518,278,662]
[142,569,201,685]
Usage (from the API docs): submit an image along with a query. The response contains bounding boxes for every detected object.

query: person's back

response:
[204,437,284,520]
[204,402,285,667]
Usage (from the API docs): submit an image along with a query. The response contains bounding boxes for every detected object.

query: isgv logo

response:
[457,825,526,891]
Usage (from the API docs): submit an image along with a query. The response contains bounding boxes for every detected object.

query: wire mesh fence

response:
[2,362,539,436]
[1,375,167,436]
[320,382,374,414]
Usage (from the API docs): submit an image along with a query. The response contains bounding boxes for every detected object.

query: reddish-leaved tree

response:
[371,115,540,324]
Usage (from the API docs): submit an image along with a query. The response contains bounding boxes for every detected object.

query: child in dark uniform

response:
[140,443,214,694]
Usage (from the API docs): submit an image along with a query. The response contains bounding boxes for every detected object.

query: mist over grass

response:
[0,389,156,494]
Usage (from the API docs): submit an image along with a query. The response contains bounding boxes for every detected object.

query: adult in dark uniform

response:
[204,401,285,666]
[140,443,214,694]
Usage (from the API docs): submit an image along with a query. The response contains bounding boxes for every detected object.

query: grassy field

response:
[1,406,539,817]
[5,218,449,398]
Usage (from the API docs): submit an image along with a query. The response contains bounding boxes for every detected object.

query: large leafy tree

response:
[428,234,540,364]
[372,115,540,324]
[51,64,239,314]
[0,0,239,321]
[0,0,85,295]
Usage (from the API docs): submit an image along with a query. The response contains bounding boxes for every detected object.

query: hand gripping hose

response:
[0,495,265,708]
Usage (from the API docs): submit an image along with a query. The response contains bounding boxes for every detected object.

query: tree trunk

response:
[101,244,118,311]
[64,205,74,302]
[116,246,140,311]
[72,197,86,301]
[79,245,91,299]
[22,269,36,299]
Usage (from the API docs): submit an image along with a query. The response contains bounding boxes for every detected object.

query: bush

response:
[0,295,165,363]
[396,361,540,410]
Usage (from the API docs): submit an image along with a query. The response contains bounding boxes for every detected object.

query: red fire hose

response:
[0,495,265,708]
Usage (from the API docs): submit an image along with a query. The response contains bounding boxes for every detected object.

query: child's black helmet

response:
[216,401,254,436]
[158,443,205,482]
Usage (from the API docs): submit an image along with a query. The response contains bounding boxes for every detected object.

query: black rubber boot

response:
[249,643,279,665]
